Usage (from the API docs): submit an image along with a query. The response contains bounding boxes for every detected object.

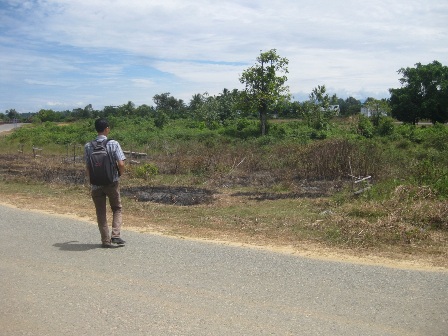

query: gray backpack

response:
[87,139,116,185]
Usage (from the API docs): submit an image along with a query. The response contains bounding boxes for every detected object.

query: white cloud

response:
[131,79,155,88]
[1,0,447,111]
[24,79,67,86]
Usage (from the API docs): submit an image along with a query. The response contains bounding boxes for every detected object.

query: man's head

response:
[95,119,109,133]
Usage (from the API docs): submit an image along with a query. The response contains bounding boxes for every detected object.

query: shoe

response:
[102,243,113,248]
[111,237,126,245]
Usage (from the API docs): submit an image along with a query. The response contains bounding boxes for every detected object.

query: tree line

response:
[2,50,447,135]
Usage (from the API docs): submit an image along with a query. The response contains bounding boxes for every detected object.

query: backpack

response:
[87,139,117,185]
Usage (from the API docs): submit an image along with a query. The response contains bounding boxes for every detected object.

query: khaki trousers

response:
[91,182,122,244]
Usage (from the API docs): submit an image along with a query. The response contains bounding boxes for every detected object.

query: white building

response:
[360,106,388,117]
[320,105,340,115]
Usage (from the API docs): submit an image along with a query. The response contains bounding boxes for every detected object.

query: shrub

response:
[421,123,448,151]
[133,163,159,180]
[353,115,374,138]
[376,117,395,136]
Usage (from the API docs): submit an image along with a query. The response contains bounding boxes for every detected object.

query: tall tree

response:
[389,61,448,124]
[239,49,290,136]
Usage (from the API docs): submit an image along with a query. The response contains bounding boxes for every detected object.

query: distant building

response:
[360,106,388,117]
[329,105,340,115]
[320,105,340,116]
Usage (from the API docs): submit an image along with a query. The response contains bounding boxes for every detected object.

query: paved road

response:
[0,123,24,133]
[0,204,447,335]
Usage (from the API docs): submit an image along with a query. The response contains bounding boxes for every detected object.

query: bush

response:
[421,123,448,151]
[354,115,374,138]
[221,119,259,139]
[132,163,159,180]
[376,117,395,136]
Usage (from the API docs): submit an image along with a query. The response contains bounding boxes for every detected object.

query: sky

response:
[1,0,447,113]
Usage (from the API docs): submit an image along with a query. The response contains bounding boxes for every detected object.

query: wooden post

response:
[32,146,42,158]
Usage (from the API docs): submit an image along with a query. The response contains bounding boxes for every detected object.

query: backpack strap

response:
[102,139,120,175]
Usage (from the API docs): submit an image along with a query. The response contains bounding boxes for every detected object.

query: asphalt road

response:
[0,204,447,336]
[0,123,24,133]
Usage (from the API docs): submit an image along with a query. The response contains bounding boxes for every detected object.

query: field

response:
[0,118,447,269]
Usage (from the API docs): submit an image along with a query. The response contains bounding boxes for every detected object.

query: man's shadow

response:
[53,241,103,251]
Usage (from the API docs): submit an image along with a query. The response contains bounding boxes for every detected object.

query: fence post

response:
[32,146,42,158]
[123,147,147,165]
[348,157,372,195]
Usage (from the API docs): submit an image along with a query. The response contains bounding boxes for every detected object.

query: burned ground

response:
[0,154,347,206]
[121,186,216,206]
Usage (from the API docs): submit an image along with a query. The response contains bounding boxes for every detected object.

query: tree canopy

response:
[390,61,448,124]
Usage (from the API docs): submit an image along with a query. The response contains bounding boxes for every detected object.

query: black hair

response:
[94,118,109,133]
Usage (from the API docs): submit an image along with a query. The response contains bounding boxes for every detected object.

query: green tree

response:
[36,109,58,122]
[301,85,337,130]
[83,104,94,118]
[154,111,168,129]
[153,93,186,119]
[216,88,240,121]
[338,97,361,116]
[389,61,448,124]
[135,104,155,118]
[281,100,301,118]
[189,93,205,113]
[239,49,290,136]
[117,101,136,116]
[6,109,20,121]
[193,93,221,129]
[363,98,391,126]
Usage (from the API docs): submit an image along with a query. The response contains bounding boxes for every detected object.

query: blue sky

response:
[1,0,447,113]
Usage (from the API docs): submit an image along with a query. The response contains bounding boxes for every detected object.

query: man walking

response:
[85,118,126,248]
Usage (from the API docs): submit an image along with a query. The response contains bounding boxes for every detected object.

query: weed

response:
[132,163,159,180]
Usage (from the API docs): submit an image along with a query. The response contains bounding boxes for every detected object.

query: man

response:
[85,118,126,248]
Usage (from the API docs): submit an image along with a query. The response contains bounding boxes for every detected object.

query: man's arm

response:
[117,160,125,177]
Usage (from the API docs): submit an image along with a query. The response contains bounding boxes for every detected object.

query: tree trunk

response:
[260,103,267,136]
